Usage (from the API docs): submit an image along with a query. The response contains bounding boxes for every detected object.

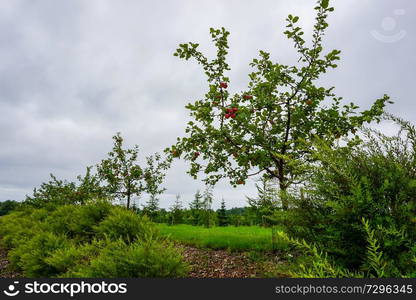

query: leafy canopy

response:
[97,132,169,208]
[167,0,392,209]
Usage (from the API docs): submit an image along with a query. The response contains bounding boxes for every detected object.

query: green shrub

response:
[8,232,72,277]
[45,201,112,242]
[66,237,187,278]
[0,203,188,278]
[0,209,43,249]
[94,207,156,242]
[278,115,416,276]
[278,218,416,278]
[45,240,105,275]
[0,200,20,216]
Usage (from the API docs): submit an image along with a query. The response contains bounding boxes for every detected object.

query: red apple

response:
[230,113,236,119]
[232,107,238,112]
[306,100,313,105]
[220,82,228,89]
[225,113,230,119]
[243,94,253,100]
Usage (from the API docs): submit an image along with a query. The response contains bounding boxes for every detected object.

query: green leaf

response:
[321,0,329,9]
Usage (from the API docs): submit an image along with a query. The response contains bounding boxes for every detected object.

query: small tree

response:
[25,167,106,208]
[170,194,183,225]
[77,166,109,201]
[217,198,229,226]
[201,185,214,228]
[97,133,170,209]
[167,0,392,209]
[189,189,203,225]
[246,176,280,225]
[142,194,160,220]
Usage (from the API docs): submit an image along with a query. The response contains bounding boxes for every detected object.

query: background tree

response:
[0,200,19,216]
[201,185,215,228]
[189,189,203,225]
[77,166,109,201]
[217,198,229,226]
[24,167,106,209]
[142,194,160,220]
[167,0,392,209]
[246,176,280,225]
[97,133,170,209]
[170,194,183,225]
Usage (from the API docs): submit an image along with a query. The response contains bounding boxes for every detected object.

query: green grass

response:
[156,224,289,252]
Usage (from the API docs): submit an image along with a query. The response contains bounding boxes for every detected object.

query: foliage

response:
[45,201,113,242]
[0,200,19,216]
[0,204,187,278]
[277,218,415,278]
[167,0,391,209]
[141,194,160,220]
[65,237,187,278]
[246,176,280,225]
[217,198,229,226]
[95,207,156,242]
[8,232,72,277]
[277,115,416,276]
[24,167,107,209]
[189,190,203,225]
[97,132,170,209]
[200,185,215,228]
[169,194,184,225]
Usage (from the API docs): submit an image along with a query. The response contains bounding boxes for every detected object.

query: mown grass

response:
[157,224,289,252]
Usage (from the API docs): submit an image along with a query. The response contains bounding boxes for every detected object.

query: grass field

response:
[157,224,289,252]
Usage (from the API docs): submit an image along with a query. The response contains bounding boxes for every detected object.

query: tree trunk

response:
[126,179,131,209]
[279,181,289,210]
[277,160,289,210]
[126,190,131,209]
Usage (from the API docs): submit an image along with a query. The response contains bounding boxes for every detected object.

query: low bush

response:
[65,238,187,278]
[9,232,72,277]
[276,115,416,277]
[0,203,188,278]
[94,207,156,242]
[45,201,112,242]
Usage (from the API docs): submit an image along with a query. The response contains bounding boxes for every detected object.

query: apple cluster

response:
[225,107,238,119]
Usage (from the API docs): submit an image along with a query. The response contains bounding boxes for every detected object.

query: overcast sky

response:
[0,0,414,209]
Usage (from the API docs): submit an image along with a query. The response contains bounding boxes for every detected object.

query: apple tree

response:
[24,167,107,208]
[97,132,170,209]
[167,0,392,209]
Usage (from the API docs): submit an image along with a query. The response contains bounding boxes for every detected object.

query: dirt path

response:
[0,245,20,278]
[180,244,282,278]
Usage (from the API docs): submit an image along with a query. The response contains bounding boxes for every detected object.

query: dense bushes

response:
[95,208,155,242]
[24,168,108,209]
[275,115,416,277]
[65,238,187,277]
[0,200,19,216]
[0,202,188,278]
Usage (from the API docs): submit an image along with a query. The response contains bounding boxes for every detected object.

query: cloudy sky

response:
[0,0,414,209]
